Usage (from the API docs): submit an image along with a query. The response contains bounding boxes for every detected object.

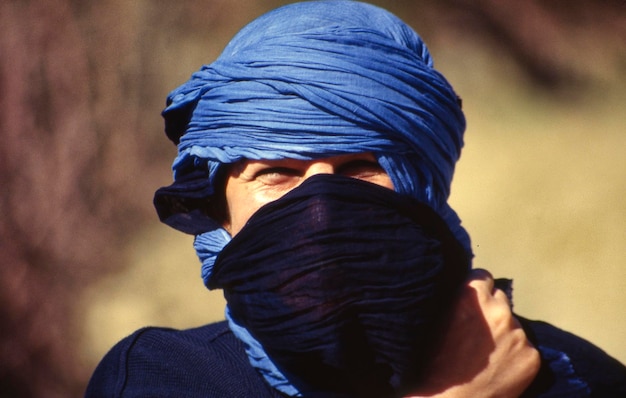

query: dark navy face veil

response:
[209,175,470,397]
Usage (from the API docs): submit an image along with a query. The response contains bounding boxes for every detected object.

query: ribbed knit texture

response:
[85,322,285,398]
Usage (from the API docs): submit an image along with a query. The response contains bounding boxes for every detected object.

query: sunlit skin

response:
[223,152,394,236]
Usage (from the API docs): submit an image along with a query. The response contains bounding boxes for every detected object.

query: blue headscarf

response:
[156,0,470,264]
[154,1,471,395]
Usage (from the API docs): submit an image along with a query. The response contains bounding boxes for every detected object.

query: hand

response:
[406,269,540,398]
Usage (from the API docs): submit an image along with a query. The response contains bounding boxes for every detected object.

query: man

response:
[87,2,624,397]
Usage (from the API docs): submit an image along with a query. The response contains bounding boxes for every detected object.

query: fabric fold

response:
[154,0,470,254]
[209,175,470,397]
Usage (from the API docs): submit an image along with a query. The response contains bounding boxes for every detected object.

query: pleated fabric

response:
[209,175,470,397]
[154,0,470,262]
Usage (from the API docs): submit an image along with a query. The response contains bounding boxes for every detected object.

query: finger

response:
[467,268,495,292]
[493,287,513,307]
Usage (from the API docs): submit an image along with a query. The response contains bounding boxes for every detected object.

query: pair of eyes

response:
[251,159,388,185]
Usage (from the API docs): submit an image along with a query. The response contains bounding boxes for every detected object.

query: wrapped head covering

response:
[155,0,469,249]
[154,0,472,396]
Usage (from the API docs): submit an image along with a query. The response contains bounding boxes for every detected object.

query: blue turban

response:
[155,0,470,261]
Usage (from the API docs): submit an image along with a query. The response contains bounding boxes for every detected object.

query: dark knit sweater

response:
[85,321,285,398]
[86,319,626,397]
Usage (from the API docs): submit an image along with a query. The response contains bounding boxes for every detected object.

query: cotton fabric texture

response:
[209,175,470,397]
[154,0,470,256]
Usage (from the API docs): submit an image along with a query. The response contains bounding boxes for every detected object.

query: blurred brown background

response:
[1,1,624,397]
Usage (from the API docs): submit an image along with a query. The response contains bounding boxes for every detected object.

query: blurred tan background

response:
[1,1,624,397]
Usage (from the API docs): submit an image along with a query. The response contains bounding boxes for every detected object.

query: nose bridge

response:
[304,160,335,179]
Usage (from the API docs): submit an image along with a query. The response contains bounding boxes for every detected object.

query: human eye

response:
[253,166,302,186]
[336,156,394,189]
[336,159,386,179]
